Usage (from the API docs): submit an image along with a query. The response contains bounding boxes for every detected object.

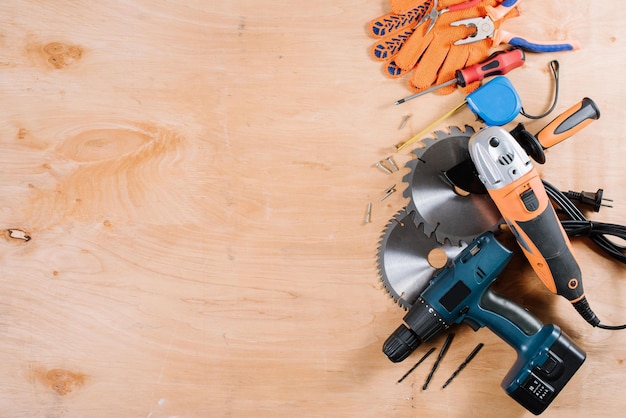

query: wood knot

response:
[45,368,86,396]
[5,228,31,242]
[43,42,83,69]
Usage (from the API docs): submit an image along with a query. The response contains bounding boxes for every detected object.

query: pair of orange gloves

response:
[369,0,519,95]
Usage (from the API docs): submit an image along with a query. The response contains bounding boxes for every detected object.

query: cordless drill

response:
[383,232,585,415]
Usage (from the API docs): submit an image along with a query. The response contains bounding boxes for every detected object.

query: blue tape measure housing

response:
[466,76,522,126]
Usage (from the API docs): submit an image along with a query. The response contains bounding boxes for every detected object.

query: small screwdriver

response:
[394,48,525,105]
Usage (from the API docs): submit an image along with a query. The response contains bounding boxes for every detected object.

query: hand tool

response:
[397,347,436,383]
[395,76,521,151]
[422,333,454,390]
[444,97,601,193]
[467,126,600,327]
[535,97,600,149]
[394,48,525,105]
[383,231,586,415]
[451,13,581,52]
[441,342,484,389]
[417,0,483,36]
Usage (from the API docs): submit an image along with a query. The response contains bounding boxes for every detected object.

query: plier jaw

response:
[415,0,439,35]
[451,16,495,45]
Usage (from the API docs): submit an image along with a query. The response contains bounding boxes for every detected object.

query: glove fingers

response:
[390,0,472,14]
[390,0,432,14]
[395,28,434,71]
[385,60,407,78]
[434,47,470,95]
[370,27,415,62]
[367,7,425,38]
[408,43,450,92]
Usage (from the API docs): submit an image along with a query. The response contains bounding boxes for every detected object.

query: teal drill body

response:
[383,232,585,415]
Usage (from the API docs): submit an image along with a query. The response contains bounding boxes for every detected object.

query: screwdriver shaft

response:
[394,48,525,105]
[394,79,457,105]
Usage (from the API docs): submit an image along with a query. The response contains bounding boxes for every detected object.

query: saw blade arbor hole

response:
[427,248,448,269]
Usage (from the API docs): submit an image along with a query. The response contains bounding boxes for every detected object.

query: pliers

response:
[417,0,481,35]
[451,4,580,52]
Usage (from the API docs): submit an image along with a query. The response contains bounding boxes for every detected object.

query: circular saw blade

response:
[377,208,465,310]
[402,125,502,246]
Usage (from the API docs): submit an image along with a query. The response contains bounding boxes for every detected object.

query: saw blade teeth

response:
[422,222,436,238]
[376,206,465,311]
[433,129,448,140]
[421,138,436,150]
[448,125,462,136]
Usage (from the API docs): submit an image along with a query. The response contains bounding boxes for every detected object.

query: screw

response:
[380,185,396,201]
[399,114,411,130]
[375,161,392,174]
[364,202,372,223]
[386,156,399,171]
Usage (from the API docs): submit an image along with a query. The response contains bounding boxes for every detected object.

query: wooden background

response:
[1,1,625,417]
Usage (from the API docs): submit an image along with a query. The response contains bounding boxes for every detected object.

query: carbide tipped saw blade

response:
[377,208,465,310]
[402,125,502,246]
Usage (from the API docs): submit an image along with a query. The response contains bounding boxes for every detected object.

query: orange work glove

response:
[369,0,520,94]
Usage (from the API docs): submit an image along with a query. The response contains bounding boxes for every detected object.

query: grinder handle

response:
[488,171,584,302]
[535,97,600,149]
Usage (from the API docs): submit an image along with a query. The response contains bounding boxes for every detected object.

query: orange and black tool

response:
[445,97,601,193]
[536,97,600,148]
[515,97,601,163]
[468,126,600,326]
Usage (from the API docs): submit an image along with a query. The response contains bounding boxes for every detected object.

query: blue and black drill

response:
[383,232,585,415]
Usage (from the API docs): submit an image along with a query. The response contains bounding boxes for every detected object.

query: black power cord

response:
[543,180,626,330]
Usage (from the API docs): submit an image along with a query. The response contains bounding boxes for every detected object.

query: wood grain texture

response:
[0,1,625,417]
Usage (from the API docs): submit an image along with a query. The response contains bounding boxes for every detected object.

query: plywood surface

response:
[1,1,625,417]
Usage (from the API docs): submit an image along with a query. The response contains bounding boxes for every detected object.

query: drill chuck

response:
[383,297,450,362]
[383,324,421,363]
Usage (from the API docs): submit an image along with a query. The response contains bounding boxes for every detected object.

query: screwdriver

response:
[394,48,525,105]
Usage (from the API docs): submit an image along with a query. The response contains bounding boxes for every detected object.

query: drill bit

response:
[441,343,484,389]
[397,347,436,384]
[423,333,455,390]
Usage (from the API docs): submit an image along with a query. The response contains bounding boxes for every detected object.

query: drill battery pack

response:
[504,328,586,415]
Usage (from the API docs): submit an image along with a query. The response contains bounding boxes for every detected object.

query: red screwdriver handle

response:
[456,48,525,87]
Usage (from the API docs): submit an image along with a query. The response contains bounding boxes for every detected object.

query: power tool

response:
[467,126,600,327]
[383,232,585,415]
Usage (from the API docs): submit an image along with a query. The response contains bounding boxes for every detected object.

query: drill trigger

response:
[463,317,481,331]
